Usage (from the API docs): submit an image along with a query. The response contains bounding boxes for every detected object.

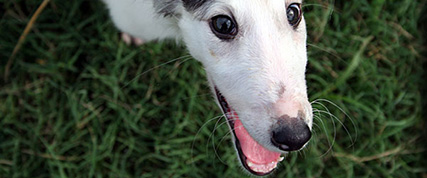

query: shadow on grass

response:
[418,2,427,169]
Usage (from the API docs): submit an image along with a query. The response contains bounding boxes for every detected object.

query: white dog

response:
[102,0,312,175]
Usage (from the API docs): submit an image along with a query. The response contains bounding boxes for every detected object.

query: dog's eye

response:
[210,15,238,40]
[287,3,302,27]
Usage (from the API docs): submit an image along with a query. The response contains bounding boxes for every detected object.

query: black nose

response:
[271,115,311,151]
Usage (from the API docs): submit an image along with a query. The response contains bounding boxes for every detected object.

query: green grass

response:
[0,0,425,177]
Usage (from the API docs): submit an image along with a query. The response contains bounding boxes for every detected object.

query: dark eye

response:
[287,3,302,27]
[210,15,238,40]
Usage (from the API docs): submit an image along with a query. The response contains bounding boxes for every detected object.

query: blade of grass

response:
[4,0,50,81]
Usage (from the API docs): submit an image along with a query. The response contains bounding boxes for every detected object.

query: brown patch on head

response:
[210,49,216,58]
[277,82,286,98]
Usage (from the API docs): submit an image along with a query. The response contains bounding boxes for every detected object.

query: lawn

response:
[0,0,425,177]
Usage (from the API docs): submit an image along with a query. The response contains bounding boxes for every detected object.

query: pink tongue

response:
[234,117,281,164]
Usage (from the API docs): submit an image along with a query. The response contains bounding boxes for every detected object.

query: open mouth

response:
[214,87,284,176]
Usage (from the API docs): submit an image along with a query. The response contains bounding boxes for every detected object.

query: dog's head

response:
[176,0,312,175]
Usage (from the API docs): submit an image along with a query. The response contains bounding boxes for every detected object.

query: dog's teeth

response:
[246,159,277,174]
[247,160,254,167]
[268,162,277,169]
[278,156,284,162]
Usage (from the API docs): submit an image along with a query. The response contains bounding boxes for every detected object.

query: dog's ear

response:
[153,1,179,17]
[154,0,209,17]
[182,0,209,11]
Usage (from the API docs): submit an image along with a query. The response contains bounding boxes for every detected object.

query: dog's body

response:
[102,0,312,175]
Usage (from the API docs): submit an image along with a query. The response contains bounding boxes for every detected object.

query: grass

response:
[0,0,425,177]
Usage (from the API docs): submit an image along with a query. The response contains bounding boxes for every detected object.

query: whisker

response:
[312,106,337,157]
[191,114,224,165]
[210,117,229,165]
[315,98,357,147]
[121,55,192,89]
[209,111,247,164]
[312,99,356,152]
[206,116,226,165]
[310,122,320,148]
[215,124,244,157]
[215,130,233,152]
[307,43,343,61]
[207,113,240,165]
[316,109,353,146]
[312,109,333,149]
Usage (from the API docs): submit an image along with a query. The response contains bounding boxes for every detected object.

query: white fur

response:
[102,0,181,41]
[103,0,312,154]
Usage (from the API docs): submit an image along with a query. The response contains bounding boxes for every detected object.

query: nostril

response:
[271,117,311,151]
[271,132,291,151]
